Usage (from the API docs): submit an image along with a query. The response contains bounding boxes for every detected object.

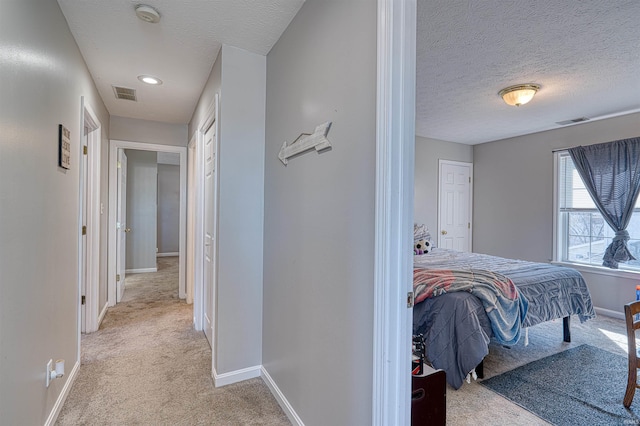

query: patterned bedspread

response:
[413,248,596,389]
[413,267,528,345]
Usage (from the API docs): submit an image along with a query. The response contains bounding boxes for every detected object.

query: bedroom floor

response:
[448,313,631,425]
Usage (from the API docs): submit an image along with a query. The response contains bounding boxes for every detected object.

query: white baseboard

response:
[157,252,179,258]
[261,366,304,426]
[97,302,109,327]
[212,364,261,387]
[44,360,80,426]
[594,306,624,320]
[125,267,157,274]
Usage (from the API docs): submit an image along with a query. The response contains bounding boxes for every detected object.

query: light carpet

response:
[481,344,640,425]
[56,257,290,425]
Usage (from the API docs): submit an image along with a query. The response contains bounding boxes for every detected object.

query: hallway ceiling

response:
[57,0,304,124]
[58,1,640,142]
[416,0,640,144]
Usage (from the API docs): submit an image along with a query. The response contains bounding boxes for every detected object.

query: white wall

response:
[110,116,187,147]
[262,0,377,424]
[188,45,266,376]
[473,112,640,314]
[414,136,473,236]
[125,150,158,271]
[0,1,109,423]
[157,164,180,254]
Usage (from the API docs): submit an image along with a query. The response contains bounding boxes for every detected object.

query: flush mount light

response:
[138,75,162,85]
[498,84,541,107]
[135,5,161,24]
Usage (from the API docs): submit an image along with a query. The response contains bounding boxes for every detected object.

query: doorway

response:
[107,141,187,307]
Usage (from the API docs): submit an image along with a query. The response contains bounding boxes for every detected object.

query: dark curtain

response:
[568,137,640,268]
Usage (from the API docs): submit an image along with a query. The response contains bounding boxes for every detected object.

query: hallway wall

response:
[110,116,188,147]
[125,150,158,272]
[0,1,109,424]
[262,0,378,424]
[157,164,180,255]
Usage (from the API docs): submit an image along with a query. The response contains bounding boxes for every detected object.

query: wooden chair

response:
[624,300,640,407]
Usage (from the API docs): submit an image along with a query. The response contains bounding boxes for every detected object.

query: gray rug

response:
[480,344,640,425]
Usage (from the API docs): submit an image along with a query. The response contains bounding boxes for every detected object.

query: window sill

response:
[551,261,640,280]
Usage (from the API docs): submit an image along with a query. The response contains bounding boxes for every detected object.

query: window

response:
[555,151,640,271]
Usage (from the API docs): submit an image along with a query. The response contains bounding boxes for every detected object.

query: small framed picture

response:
[59,124,71,169]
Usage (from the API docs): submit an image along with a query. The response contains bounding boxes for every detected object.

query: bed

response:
[412,248,596,389]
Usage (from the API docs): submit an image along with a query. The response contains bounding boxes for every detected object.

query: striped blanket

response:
[413,268,529,345]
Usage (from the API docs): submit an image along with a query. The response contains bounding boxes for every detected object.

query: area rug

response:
[480,344,640,425]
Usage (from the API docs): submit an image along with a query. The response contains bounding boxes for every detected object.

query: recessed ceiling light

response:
[138,75,162,85]
[135,5,161,24]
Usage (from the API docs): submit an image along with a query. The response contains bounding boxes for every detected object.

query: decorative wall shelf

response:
[278,121,332,165]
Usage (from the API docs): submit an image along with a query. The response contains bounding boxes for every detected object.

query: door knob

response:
[441,230,447,235]
[125,228,131,233]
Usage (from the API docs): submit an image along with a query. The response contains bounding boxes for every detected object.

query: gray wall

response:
[110,116,188,147]
[157,164,180,254]
[263,1,377,424]
[473,112,640,314]
[0,1,109,423]
[189,45,266,375]
[125,150,158,271]
[414,136,473,237]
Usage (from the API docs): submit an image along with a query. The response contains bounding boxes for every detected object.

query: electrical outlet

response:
[46,359,53,388]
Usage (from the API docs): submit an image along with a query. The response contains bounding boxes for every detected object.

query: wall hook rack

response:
[278,121,332,165]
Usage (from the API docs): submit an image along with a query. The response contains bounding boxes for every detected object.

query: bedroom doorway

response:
[107,140,187,307]
[438,160,473,252]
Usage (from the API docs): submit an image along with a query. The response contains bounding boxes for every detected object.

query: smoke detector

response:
[135,5,160,24]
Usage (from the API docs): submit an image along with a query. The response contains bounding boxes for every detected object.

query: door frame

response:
[78,98,102,334]
[107,140,187,306]
[372,0,416,424]
[437,159,473,251]
[188,129,205,329]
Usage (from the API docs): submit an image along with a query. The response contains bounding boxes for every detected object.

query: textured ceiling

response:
[57,0,304,124]
[416,0,640,144]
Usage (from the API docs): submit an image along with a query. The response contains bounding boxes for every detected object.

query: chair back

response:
[624,301,640,367]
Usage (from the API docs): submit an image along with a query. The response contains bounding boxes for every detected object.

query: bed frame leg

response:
[563,316,571,342]
[476,359,484,379]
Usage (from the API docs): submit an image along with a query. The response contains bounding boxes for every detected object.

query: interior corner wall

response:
[414,136,473,238]
[263,0,377,424]
[125,150,158,271]
[473,112,640,314]
[0,1,109,424]
[215,45,266,375]
[110,116,188,147]
[188,45,265,377]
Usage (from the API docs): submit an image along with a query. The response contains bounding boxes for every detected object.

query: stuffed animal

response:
[414,239,431,255]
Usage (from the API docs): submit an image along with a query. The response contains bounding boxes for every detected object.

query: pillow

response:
[413,223,432,243]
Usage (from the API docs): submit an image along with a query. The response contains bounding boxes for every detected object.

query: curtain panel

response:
[568,137,640,269]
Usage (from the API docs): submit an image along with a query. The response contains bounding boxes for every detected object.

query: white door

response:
[438,160,472,251]
[116,149,128,302]
[203,121,217,347]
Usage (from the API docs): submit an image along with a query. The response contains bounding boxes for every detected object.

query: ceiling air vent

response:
[112,86,137,101]
[556,117,589,126]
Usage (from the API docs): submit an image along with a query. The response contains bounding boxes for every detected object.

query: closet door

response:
[438,160,472,252]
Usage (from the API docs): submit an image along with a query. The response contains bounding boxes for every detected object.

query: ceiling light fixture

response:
[135,5,161,24]
[138,75,162,85]
[498,84,540,107]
